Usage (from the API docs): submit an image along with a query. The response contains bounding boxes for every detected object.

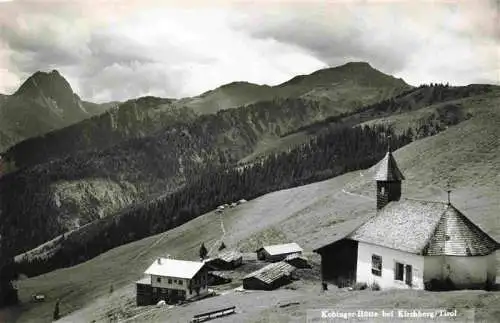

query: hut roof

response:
[374,151,405,181]
[256,243,303,256]
[217,250,242,262]
[135,277,151,285]
[208,271,231,279]
[244,262,295,284]
[284,254,308,262]
[144,258,205,279]
[348,199,499,256]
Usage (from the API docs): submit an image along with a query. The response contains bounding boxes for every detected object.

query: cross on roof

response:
[387,134,392,152]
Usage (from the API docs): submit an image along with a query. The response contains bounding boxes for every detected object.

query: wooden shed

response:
[208,271,232,286]
[243,262,296,290]
[256,243,303,262]
[136,277,153,306]
[284,254,311,269]
[205,250,243,270]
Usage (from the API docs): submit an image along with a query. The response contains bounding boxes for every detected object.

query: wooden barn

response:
[243,262,296,290]
[314,148,500,290]
[284,254,311,269]
[207,271,232,286]
[204,250,243,270]
[136,258,208,306]
[256,243,303,262]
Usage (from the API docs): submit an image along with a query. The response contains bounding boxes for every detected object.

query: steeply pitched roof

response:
[257,243,303,256]
[347,199,499,256]
[144,258,205,279]
[374,151,405,181]
[243,261,295,284]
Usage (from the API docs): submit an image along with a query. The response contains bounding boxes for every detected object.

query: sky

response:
[0,0,498,103]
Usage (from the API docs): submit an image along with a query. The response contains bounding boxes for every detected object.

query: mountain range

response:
[0,62,412,257]
[0,62,499,322]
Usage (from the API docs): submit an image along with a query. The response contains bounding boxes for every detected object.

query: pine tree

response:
[0,256,19,307]
[218,241,226,251]
[199,243,208,260]
[53,299,60,320]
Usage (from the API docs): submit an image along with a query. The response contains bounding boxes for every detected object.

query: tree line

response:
[286,83,493,136]
[15,123,413,277]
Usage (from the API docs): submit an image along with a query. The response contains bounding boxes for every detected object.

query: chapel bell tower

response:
[374,143,405,210]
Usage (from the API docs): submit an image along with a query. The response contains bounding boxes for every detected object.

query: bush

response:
[484,279,497,291]
[352,282,368,290]
[424,278,456,291]
[337,276,354,288]
[369,282,381,291]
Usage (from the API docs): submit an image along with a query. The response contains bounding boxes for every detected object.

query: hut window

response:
[156,277,161,283]
[179,280,183,285]
[168,279,172,284]
[445,235,450,241]
[371,254,382,276]
[394,262,404,281]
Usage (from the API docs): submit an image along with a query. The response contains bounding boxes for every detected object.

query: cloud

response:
[232,1,500,86]
[0,0,498,102]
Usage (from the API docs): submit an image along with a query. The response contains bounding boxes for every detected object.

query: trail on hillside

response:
[339,172,375,201]
[208,211,226,256]
[341,189,374,201]
[132,231,170,261]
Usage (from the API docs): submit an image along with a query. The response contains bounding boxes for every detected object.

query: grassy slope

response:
[5,96,500,322]
[177,82,275,115]
[240,88,494,165]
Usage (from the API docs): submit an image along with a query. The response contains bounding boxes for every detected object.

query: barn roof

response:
[243,262,295,284]
[348,199,500,256]
[256,243,303,256]
[374,151,405,181]
[144,258,205,279]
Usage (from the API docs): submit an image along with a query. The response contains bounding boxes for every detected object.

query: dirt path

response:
[132,230,170,261]
[341,188,374,201]
[208,211,226,256]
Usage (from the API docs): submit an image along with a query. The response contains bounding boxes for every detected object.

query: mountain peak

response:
[340,61,372,68]
[14,69,74,99]
[279,61,408,88]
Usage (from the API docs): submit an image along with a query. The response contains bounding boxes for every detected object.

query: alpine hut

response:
[136,258,208,305]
